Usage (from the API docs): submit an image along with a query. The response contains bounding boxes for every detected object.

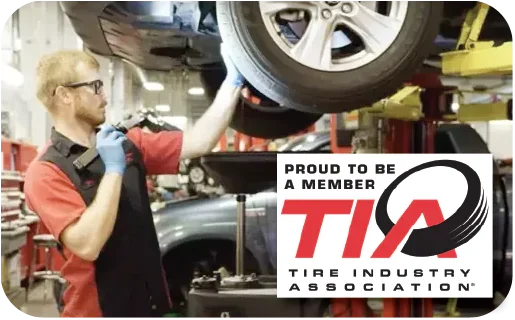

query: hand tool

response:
[73,109,180,171]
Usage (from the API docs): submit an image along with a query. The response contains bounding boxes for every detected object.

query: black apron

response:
[41,130,171,317]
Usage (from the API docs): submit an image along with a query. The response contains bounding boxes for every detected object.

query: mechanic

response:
[23,44,244,317]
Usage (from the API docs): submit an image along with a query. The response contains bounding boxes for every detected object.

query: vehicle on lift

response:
[60,1,510,138]
[153,128,512,312]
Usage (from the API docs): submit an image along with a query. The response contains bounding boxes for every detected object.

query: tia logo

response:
[281,160,489,259]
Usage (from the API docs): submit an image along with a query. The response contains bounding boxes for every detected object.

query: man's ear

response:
[54,86,72,104]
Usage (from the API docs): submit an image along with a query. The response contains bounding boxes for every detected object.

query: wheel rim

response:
[189,167,205,184]
[259,1,409,72]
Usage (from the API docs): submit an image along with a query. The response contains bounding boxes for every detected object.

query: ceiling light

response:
[161,116,188,130]
[188,87,205,95]
[144,82,164,91]
[155,104,170,112]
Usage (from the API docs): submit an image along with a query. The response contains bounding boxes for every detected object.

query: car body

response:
[153,128,512,305]
[60,1,510,139]
[60,1,509,72]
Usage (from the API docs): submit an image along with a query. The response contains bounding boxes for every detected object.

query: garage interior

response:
[1,1,512,318]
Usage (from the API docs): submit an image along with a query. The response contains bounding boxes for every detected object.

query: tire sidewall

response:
[231,101,321,139]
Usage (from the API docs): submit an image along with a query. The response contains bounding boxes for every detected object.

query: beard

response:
[75,97,106,127]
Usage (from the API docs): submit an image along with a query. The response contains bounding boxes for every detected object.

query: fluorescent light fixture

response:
[161,116,188,130]
[188,87,205,96]
[155,104,171,112]
[1,64,24,87]
[144,82,164,91]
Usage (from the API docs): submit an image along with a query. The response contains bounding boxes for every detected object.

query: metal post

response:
[236,194,246,276]
[352,110,382,154]
[377,118,385,153]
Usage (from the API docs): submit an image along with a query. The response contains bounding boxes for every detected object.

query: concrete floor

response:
[18,281,60,317]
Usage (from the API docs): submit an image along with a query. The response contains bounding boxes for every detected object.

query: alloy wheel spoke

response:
[344,3,403,54]
[290,14,336,70]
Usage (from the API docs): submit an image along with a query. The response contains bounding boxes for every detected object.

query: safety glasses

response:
[53,79,104,95]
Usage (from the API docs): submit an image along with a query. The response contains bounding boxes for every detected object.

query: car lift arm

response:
[440,2,512,76]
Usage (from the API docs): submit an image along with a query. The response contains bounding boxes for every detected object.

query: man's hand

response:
[96,125,127,175]
[221,42,245,88]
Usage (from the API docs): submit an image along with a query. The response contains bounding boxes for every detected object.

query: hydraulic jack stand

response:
[188,152,328,317]
[217,194,260,289]
[188,193,259,295]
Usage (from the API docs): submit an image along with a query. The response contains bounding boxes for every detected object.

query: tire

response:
[201,67,322,139]
[216,1,443,114]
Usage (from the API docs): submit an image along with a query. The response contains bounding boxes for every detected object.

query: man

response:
[24,46,244,317]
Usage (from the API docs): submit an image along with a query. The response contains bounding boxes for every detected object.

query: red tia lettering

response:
[281,199,457,259]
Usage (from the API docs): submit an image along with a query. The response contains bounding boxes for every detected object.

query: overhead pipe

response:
[121,58,148,84]
[121,58,164,91]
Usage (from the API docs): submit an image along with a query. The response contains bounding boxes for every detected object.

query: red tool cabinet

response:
[1,137,65,282]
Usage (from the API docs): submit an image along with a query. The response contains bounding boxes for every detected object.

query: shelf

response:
[2,170,21,175]
[1,226,28,255]
[1,200,22,210]
[0,174,23,181]
[3,191,22,198]
[18,215,40,225]
[1,209,21,219]
[1,170,22,181]
[2,216,40,233]
[1,188,19,192]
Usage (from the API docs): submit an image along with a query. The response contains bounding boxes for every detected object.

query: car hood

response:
[152,194,238,253]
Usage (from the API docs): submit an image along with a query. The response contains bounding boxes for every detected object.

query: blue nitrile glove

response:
[96,125,127,175]
[221,42,245,87]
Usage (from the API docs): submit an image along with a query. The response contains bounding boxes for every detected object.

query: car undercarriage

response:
[61,1,510,72]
